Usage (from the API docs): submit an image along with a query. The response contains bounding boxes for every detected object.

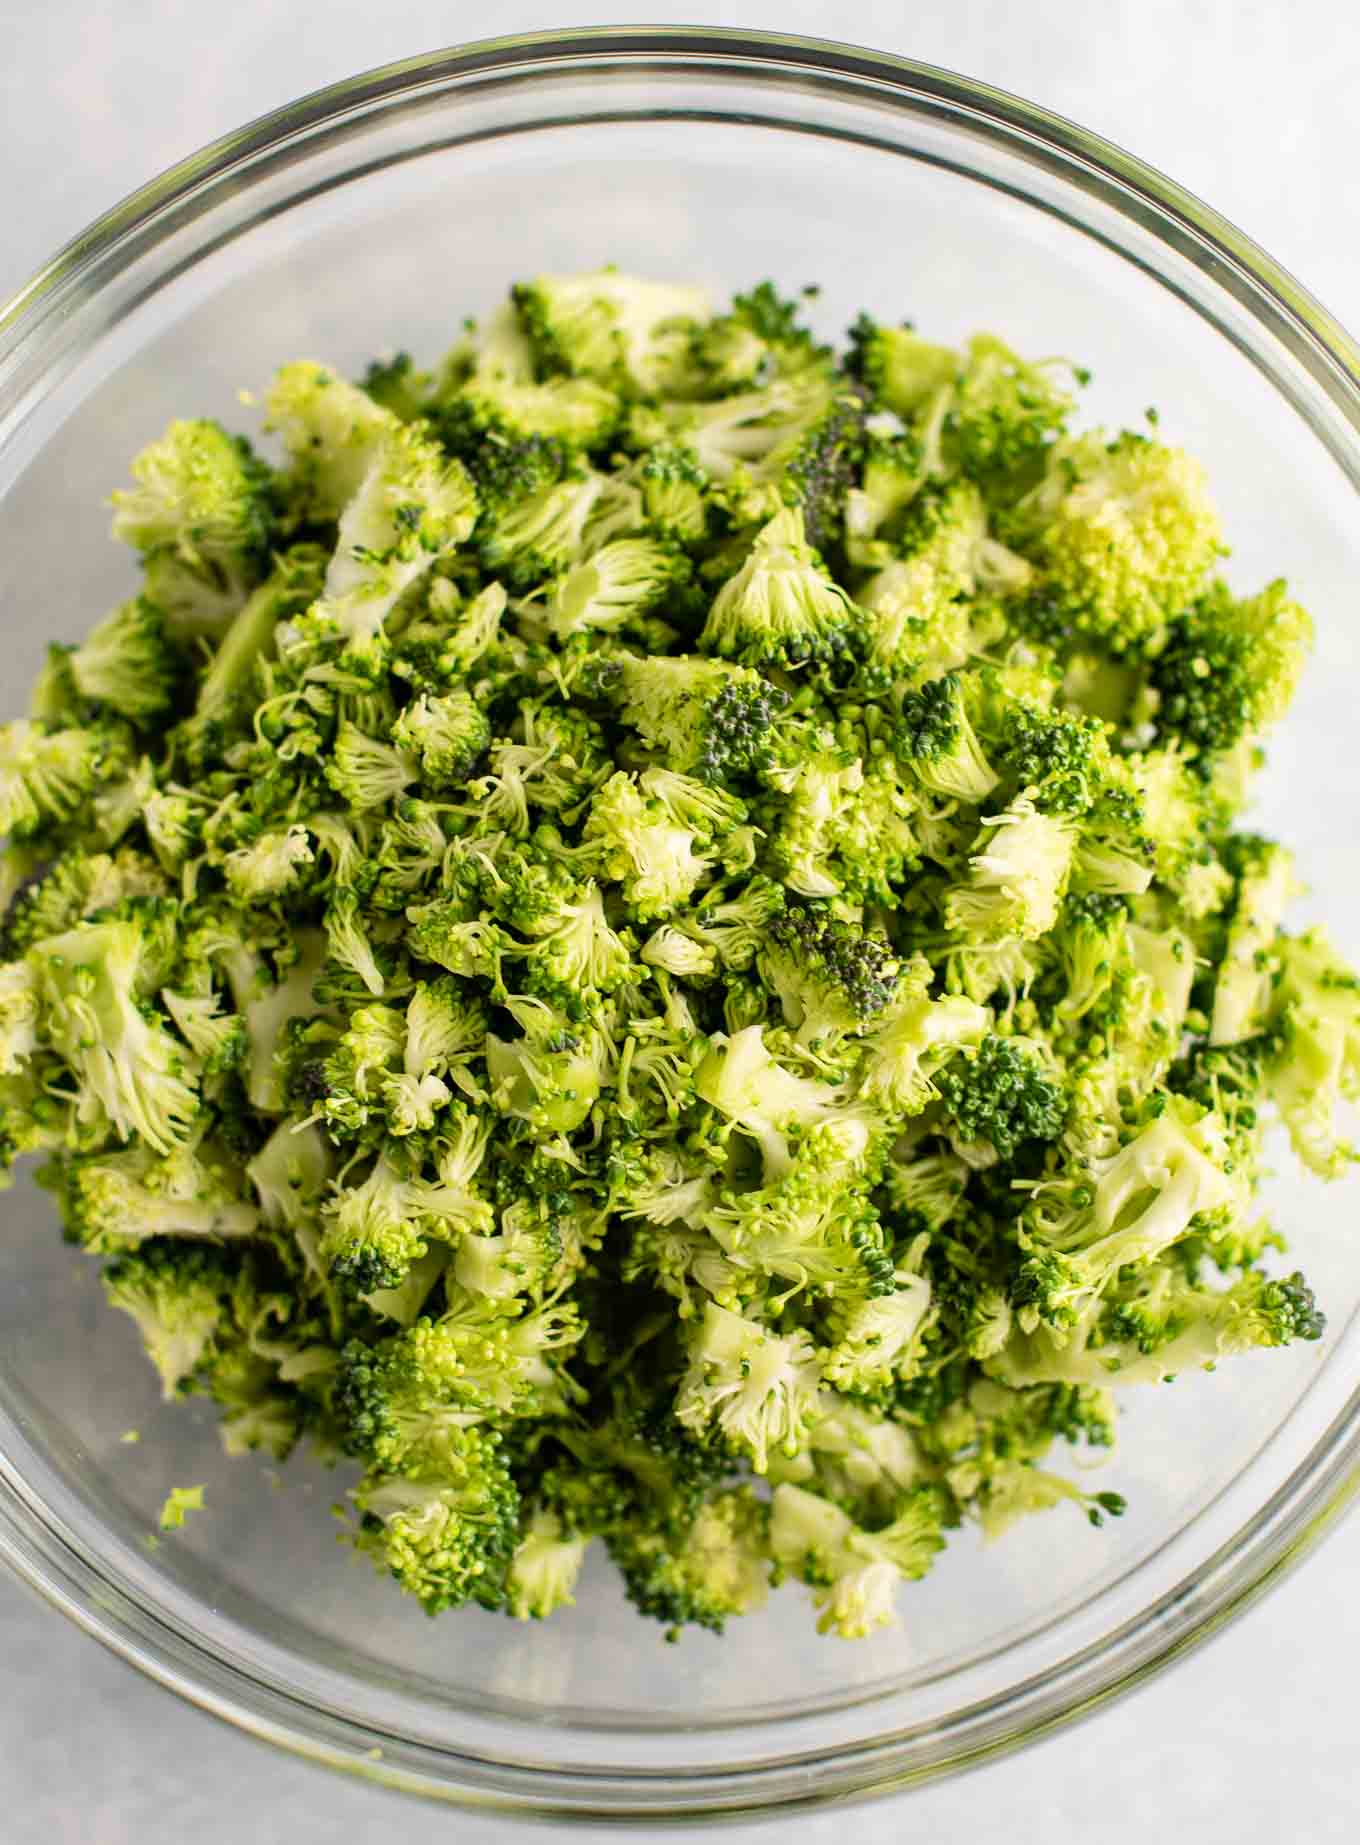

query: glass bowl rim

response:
[1,24,1358,1819]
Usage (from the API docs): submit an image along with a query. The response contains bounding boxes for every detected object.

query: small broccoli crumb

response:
[158,1485,207,1532]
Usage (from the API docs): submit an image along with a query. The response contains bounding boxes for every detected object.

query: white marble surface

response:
[1,2,1357,1840]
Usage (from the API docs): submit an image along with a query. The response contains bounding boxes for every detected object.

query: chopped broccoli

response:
[9,268,1351,1647]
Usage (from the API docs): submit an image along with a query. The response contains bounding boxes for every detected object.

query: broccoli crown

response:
[992,699,1114,815]
[13,266,1347,1649]
[934,1034,1068,1159]
[350,1430,521,1613]
[1150,578,1313,754]
[760,906,901,1040]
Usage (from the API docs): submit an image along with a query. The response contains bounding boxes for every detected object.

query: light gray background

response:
[1,3,1356,1840]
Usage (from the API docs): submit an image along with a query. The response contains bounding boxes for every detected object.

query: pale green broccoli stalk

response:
[216,928,330,1115]
[843,432,923,569]
[699,505,857,667]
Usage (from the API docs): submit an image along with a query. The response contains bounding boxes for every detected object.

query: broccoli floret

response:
[320,1134,493,1291]
[699,505,857,666]
[843,431,924,566]
[933,1034,1067,1161]
[514,268,712,395]
[265,360,398,517]
[608,652,790,783]
[392,689,492,787]
[950,333,1078,478]
[1014,1101,1243,1333]
[539,537,689,641]
[337,1294,581,1468]
[177,544,327,765]
[992,1264,1324,1390]
[0,718,127,842]
[1006,431,1222,653]
[102,1240,240,1397]
[845,316,957,418]
[1150,577,1313,754]
[110,417,273,582]
[506,1508,592,1620]
[297,421,478,667]
[30,917,201,1154]
[757,906,901,1049]
[675,1301,822,1474]
[1265,927,1360,1179]
[348,1430,520,1612]
[607,1488,770,1635]
[1209,836,1297,1047]
[893,673,999,802]
[944,797,1076,941]
[359,350,431,421]
[769,1481,948,1638]
[53,1142,259,1253]
[634,443,712,544]
[66,597,178,724]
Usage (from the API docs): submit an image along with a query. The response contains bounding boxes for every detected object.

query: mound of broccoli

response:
[5,269,1348,1645]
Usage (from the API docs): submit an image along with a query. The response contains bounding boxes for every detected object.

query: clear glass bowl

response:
[1,27,1358,1821]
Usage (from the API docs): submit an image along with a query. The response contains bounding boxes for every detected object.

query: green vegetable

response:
[6,270,1349,1644]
